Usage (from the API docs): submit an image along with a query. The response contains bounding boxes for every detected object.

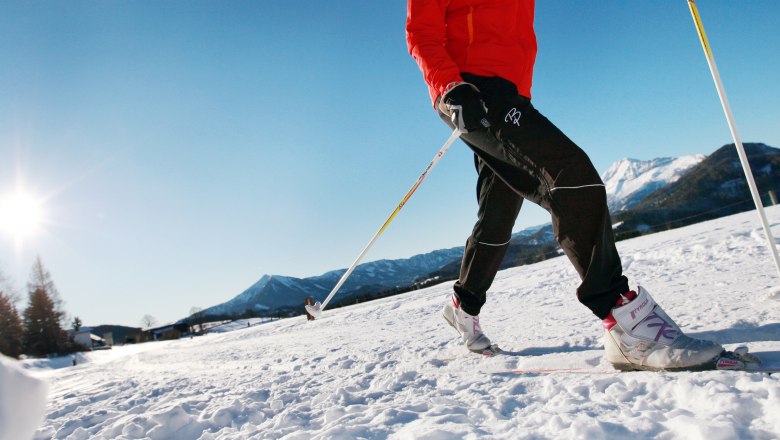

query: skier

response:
[406,0,724,370]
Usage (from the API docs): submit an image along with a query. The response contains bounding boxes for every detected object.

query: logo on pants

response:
[504,108,522,126]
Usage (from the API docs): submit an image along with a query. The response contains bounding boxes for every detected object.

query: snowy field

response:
[16,206,780,439]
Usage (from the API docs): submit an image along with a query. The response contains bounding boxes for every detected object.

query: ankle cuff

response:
[453,284,485,316]
[612,286,655,329]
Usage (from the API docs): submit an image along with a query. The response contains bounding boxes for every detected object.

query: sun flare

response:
[0,191,43,239]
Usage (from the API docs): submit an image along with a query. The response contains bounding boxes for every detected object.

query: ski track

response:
[25,206,780,439]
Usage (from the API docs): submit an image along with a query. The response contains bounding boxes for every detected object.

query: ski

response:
[488,347,779,375]
[492,368,620,375]
[490,366,779,375]
[476,344,502,357]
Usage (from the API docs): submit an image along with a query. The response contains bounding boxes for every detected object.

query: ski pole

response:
[306,128,462,318]
[687,0,780,278]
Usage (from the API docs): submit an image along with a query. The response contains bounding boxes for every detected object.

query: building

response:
[70,329,109,350]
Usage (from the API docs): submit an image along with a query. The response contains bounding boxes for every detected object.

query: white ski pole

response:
[306,128,462,318]
[687,0,780,278]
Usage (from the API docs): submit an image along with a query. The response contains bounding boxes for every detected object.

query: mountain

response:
[429,223,559,281]
[613,143,780,236]
[601,155,705,211]
[199,247,464,318]
[199,222,563,319]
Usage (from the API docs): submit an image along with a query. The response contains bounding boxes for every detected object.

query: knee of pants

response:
[472,223,515,246]
[474,200,522,244]
[550,186,609,224]
[473,176,524,244]
[458,237,509,298]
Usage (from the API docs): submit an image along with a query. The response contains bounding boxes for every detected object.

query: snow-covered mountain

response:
[200,247,464,317]
[612,143,780,237]
[511,222,554,245]
[202,222,563,319]
[22,206,780,439]
[602,155,705,211]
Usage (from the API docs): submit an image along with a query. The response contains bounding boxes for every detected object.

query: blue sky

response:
[1,1,778,327]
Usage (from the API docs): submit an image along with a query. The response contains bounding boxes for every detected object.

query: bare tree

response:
[140,314,157,328]
[188,307,204,333]
[0,265,20,305]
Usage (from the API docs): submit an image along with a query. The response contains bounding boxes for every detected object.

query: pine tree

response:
[0,292,24,358]
[22,257,68,357]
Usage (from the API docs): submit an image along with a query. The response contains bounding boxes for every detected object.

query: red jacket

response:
[406,0,537,106]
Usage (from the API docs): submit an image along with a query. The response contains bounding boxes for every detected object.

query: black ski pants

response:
[439,74,629,320]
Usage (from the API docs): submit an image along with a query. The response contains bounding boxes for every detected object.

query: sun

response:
[0,191,43,239]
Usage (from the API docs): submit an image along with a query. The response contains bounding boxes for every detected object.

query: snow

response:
[602,155,705,211]
[17,206,780,439]
[205,318,274,333]
[0,355,48,440]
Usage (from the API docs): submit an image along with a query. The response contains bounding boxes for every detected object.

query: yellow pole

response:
[687,0,780,278]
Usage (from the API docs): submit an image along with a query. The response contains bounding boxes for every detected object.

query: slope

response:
[602,155,705,212]
[27,205,780,439]
[614,143,780,236]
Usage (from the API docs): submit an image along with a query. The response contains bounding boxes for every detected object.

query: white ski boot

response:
[442,295,498,355]
[603,286,724,371]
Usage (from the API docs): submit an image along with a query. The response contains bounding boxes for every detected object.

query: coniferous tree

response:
[0,292,24,358]
[22,287,68,356]
[72,316,82,332]
[27,255,67,327]
[22,257,68,356]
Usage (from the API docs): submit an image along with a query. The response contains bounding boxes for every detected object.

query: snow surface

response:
[0,355,48,440]
[24,206,780,439]
[205,319,274,334]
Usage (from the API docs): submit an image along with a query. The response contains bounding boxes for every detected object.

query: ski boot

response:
[603,286,724,371]
[442,294,500,355]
